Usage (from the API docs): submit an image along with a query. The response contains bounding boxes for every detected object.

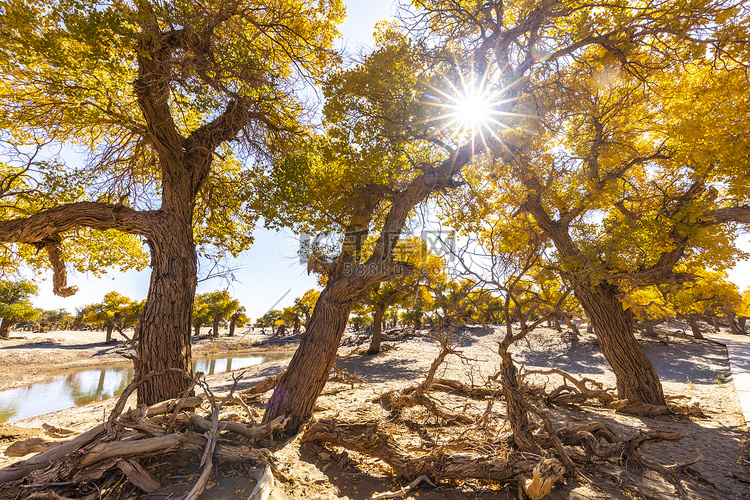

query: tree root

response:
[375,389,474,425]
[372,475,437,499]
[328,362,364,387]
[303,413,699,499]
[523,369,706,418]
[302,418,539,482]
[522,368,615,405]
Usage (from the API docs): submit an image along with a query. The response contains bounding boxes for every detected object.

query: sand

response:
[1,325,749,499]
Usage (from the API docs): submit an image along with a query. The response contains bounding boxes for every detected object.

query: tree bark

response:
[263,278,355,432]
[740,317,747,330]
[194,323,201,337]
[0,318,11,339]
[367,303,386,355]
[576,282,665,405]
[228,321,236,337]
[106,324,114,343]
[212,316,220,338]
[685,316,704,340]
[135,217,196,406]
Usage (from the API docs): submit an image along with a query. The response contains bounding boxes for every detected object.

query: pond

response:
[0,353,288,424]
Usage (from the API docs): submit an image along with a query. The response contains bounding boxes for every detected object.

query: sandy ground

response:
[1,325,749,499]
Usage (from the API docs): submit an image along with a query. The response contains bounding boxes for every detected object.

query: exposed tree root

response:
[523,368,706,418]
[522,368,615,405]
[302,418,541,482]
[328,362,364,387]
[430,378,499,399]
[371,475,436,499]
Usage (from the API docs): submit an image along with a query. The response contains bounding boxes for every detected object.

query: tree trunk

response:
[562,313,579,334]
[135,219,196,406]
[0,318,11,339]
[499,346,538,453]
[194,323,201,337]
[686,316,704,340]
[228,321,235,337]
[367,303,386,355]
[740,317,747,330]
[552,316,562,332]
[106,324,114,343]
[713,316,720,331]
[576,282,665,405]
[212,316,220,338]
[263,276,357,432]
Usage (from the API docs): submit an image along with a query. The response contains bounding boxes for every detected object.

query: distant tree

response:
[81,292,142,343]
[192,290,240,338]
[256,310,281,333]
[38,309,75,332]
[362,238,446,354]
[0,280,40,339]
[228,306,248,337]
[294,289,321,330]
[281,306,301,335]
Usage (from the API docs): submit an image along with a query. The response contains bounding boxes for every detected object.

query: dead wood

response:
[303,418,535,482]
[4,437,60,457]
[42,424,80,438]
[430,378,498,399]
[115,459,160,493]
[0,372,283,500]
[371,475,437,499]
[523,368,615,405]
[523,458,565,500]
[328,362,364,387]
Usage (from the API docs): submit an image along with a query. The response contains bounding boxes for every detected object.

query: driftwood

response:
[0,374,282,499]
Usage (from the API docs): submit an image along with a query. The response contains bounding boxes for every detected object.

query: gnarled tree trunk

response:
[212,315,220,338]
[576,282,665,405]
[367,303,386,355]
[0,318,11,339]
[263,277,356,431]
[135,217,196,406]
[685,316,704,340]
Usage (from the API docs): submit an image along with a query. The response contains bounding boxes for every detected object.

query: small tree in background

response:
[0,280,40,339]
[294,289,320,331]
[228,306,248,337]
[81,291,142,343]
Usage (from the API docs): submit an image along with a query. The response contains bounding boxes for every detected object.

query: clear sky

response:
[30,1,750,318]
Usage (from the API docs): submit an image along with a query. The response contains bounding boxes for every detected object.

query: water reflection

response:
[0,353,286,423]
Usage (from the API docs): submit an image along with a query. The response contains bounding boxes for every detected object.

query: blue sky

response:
[30,2,750,318]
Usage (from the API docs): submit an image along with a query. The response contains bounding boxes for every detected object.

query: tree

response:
[0,0,343,404]
[294,288,320,330]
[664,271,742,339]
[361,237,446,354]
[37,309,75,332]
[0,280,40,338]
[425,0,750,405]
[81,291,143,343]
[227,306,248,337]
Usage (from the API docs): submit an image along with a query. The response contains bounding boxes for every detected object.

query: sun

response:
[420,69,521,146]
[454,90,493,132]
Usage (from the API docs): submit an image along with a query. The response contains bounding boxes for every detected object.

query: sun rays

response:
[419,65,531,155]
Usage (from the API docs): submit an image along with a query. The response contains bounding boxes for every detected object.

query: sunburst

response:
[420,66,528,153]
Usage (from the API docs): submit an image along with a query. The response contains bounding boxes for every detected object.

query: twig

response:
[372,475,437,499]
[184,372,245,500]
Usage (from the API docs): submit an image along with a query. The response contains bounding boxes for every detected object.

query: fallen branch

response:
[372,475,437,499]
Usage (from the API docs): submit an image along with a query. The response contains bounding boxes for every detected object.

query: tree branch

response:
[0,202,155,243]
